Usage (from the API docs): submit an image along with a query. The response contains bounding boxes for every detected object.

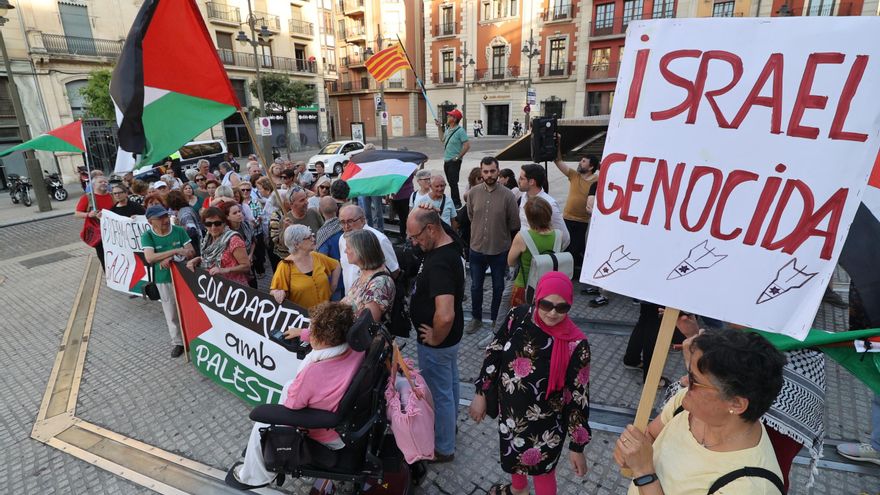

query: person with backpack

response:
[614,329,786,495]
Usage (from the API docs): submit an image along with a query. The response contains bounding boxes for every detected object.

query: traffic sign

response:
[380,111,389,126]
[527,87,537,105]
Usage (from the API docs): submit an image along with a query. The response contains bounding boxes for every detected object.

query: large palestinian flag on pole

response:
[341,149,426,197]
[0,120,84,156]
[111,0,239,172]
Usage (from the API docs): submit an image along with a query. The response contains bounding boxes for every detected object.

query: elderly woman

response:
[270,224,341,310]
[226,302,365,491]
[470,271,590,495]
[129,179,148,206]
[185,207,251,286]
[165,190,202,256]
[614,328,786,494]
[409,169,433,209]
[218,160,241,188]
[308,175,332,209]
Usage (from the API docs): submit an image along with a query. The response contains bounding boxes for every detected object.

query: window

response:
[548,38,566,75]
[259,41,273,68]
[294,44,308,71]
[482,0,515,20]
[324,48,336,71]
[441,50,455,82]
[542,98,565,118]
[712,1,735,17]
[291,5,303,20]
[492,46,506,78]
[216,32,234,64]
[652,0,675,19]
[440,5,454,35]
[549,0,571,20]
[382,12,403,35]
[66,80,88,119]
[622,0,643,25]
[807,0,834,15]
[59,3,96,55]
[587,90,615,116]
[589,48,611,78]
[595,3,615,30]
[388,72,404,89]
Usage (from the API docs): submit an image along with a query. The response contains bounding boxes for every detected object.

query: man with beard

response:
[554,144,598,280]
[74,175,114,271]
[464,156,520,334]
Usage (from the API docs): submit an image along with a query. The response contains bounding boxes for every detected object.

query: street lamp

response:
[455,42,475,130]
[0,0,50,211]
[236,0,274,159]
[521,29,540,131]
[364,30,391,150]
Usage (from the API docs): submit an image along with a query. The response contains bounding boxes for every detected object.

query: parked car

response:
[134,139,229,183]
[307,140,365,176]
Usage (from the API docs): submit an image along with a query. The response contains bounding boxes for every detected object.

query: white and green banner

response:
[100,210,151,296]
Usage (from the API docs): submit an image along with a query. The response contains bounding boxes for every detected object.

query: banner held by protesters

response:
[170,263,308,406]
[583,17,880,341]
[100,210,151,296]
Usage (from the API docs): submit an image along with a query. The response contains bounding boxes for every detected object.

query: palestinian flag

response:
[0,120,84,157]
[341,149,426,197]
[111,0,239,172]
[840,151,880,326]
[364,43,409,82]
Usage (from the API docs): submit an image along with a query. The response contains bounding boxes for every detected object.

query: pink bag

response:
[385,344,435,464]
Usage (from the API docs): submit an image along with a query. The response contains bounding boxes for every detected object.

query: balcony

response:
[253,11,281,32]
[217,49,317,74]
[472,66,521,82]
[538,61,574,78]
[206,2,241,24]
[434,22,457,37]
[324,63,337,74]
[590,11,675,38]
[586,62,621,80]
[341,52,366,66]
[288,19,314,38]
[329,79,375,93]
[41,33,123,58]
[343,0,365,15]
[543,3,573,21]
[433,72,456,85]
[345,25,366,41]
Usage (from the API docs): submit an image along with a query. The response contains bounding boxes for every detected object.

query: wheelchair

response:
[227,310,419,494]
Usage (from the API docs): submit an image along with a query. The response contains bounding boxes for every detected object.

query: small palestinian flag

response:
[341,149,426,197]
[0,120,84,157]
[111,0,239,172]
[364,43,409,83]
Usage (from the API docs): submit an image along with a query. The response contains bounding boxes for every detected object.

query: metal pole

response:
[525,29,533,132]
[376,29,387,149]
[0,20,50,211]
[246,0,273,160]
[461,42,467,130]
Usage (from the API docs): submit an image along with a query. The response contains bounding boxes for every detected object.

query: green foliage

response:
[80,69,115,120]
[249,73,316,113]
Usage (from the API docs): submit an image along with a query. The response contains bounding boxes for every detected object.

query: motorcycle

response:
[7,173,33,207]
[44,169,68,201]
[511,122,524,138]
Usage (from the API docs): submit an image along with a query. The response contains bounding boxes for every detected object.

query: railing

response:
[41,33,123,58]
[538,61,573,78]
[433,72,456,84]
[346,25,366,39]
[586,62,621,80]
[472,66,521,81]
[289,19,314,37]
[590,11,675,37]
[331,79,375,92]
[342,52,365,66]
[206,1,241,23]
[434,22,457,36]
[543,3,572,21]
[324,63,337,73]
[217,49,317,74]
[254,11,281,31]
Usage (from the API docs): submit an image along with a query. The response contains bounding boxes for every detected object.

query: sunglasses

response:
[240,188,252,192]
[204,220,225,227]
[196,177,206,181]
[537,299,572,314]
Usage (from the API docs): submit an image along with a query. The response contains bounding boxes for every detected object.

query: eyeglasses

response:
[686,366,718,392]
[240,188,252,192]
[418,178,430,182]
[340,216,365,227]
[318,185,330,190]
[537,299,572,314]
[204,220,225,227]
[407,224,430,241]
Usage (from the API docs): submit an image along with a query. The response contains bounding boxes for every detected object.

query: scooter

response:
[7,173,33,207]
[44,169,68,201]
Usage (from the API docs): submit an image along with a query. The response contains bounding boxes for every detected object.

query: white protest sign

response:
[582,18,880,340]
[100,210,151,295]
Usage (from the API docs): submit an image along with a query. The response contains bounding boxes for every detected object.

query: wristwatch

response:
[633,473,659,487]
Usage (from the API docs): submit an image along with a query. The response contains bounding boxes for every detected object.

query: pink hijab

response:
[533,271,585,398]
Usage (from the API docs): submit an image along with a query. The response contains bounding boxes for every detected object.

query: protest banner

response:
[170,263,308,406]
[582,17,880,341]
[100,210,151,296]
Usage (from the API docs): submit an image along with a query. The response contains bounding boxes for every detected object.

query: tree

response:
[80,69,115,120]
[249,74,316,114]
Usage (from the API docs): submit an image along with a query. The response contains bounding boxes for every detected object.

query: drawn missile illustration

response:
[756,258,818,304]
[667,240,727,280]
[594,245,640,279]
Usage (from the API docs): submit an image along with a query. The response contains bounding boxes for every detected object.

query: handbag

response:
[259,426,312,473]
[138,251,161,301]
[385,343,435,464]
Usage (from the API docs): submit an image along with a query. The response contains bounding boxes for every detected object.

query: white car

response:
[307,140,366,176]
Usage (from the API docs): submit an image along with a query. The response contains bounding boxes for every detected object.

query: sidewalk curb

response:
[0,209,71,228]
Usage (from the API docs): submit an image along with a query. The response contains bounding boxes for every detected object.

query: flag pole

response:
[237,108,287,216]
[395,35,438,123]
[80,120,96,211]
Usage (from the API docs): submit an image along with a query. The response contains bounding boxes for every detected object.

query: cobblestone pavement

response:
[2,217,880,494]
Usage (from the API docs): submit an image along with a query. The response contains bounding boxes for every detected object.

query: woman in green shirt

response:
[507,196,559,308]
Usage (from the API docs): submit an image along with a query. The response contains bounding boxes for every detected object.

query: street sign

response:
[380,111,388,126]
[375,95,383,110]
[527,87,537,105]
[256,117,272,136]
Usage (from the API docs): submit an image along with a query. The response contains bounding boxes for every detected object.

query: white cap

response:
[152,181,168,189]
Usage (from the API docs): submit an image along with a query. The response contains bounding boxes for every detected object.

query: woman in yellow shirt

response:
[615,329,786,494]
[270,224,340,310]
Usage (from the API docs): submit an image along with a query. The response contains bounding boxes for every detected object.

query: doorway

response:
[485,104,509,135]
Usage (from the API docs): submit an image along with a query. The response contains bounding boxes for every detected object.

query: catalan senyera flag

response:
[364,44,409,82]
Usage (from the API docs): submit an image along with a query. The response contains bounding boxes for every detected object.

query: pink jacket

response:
[284,349,365,444]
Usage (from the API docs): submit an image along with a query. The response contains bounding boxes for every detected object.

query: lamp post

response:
[455,42,475,130]
[521,29,540,132]
[0,1,50,211]
[364,29,390,149]
[236,0,274,159]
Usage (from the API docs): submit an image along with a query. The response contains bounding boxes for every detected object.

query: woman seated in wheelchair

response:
[227,301,364,491]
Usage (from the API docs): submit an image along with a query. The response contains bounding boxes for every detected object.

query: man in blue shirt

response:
[435,109,470,208]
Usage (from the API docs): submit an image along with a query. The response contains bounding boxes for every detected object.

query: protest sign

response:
[100,210,151,296]
[170,263,308,406]
[582,17,880,340]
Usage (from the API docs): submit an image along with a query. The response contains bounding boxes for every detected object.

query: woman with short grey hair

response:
[270,224,340,310]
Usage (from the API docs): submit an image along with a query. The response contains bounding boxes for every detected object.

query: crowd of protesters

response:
[71,118,879,494]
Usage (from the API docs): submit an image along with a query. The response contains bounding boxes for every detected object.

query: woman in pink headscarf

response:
[470,271,591,495]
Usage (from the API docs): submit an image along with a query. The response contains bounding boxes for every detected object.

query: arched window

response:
[66,80,88,119]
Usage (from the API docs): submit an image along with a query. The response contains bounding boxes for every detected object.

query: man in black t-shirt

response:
[406,208,464,462]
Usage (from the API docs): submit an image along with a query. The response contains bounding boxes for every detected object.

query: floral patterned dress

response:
[475,305,592,475]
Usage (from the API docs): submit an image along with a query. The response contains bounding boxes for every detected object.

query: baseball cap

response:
[145,205,170,219]
[152,181,168,189]
[447,109,463,120]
